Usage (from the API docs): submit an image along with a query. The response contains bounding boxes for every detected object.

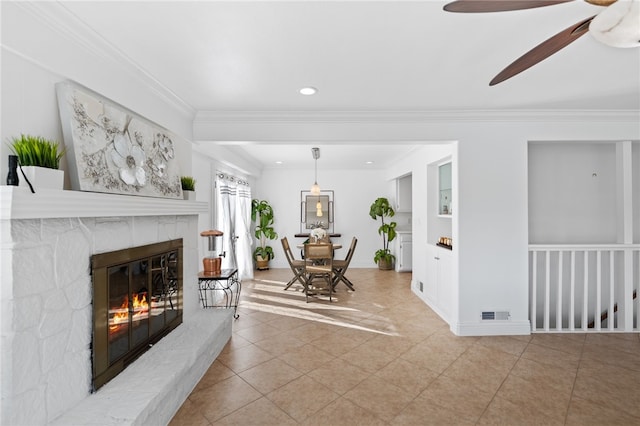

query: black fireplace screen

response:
[91,239,183,391]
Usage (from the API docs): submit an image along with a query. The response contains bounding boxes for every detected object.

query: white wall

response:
[634,142,640,243]
[1,2,195,182]
[252,167,395,269]
[529,142,618,244]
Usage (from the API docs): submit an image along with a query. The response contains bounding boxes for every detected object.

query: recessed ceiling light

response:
[299,87,317,96]
[365,161,374,165]
[275,161,283,165]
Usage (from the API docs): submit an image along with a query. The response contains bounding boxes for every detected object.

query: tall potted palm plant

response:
[369,197,397,270]
[251,199,278,270]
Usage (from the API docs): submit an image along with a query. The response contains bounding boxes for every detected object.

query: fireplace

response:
[91,239,183,390]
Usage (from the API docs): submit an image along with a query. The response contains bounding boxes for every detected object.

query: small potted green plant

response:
[369,197,397,270]
[9,134,65,189]
[180,176,196,200]
[251,198,278,270]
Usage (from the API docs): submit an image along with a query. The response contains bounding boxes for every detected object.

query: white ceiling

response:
[58,0,640,169]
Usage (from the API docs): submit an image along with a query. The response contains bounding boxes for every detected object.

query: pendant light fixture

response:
[310,147,320,196]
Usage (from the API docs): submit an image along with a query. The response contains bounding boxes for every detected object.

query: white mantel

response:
[1,187,230,425]
[1,186,208,220]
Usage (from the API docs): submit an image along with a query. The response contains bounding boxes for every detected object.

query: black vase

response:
[6,155,19,186]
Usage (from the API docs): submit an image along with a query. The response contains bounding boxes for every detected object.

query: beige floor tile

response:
[169,397,212,426]
[580,343,640,372]
[212,397,297,426]
[192,361,236,393]
[188,375,262,423]
[400,340,461,374]
[392,397,477,425]
[277,343,335,373]
[253,332,307,356]
[520,342,581,371]
[495,374,571,421]
[339,340,398,373]
[478,395,564,426]
[234,322,283,343]
[572,371,640,418]
[530,333,586,356]
[476,334,531,357]
[362,333,417,357]
[285,321,336,343]
[306,359,371,395]
[457,343,519,375]
[219,334,252,354]
[309,331,366,357]
[565,396,640,426]
[172,268,640,425]
[266,315,311,331]
[230,315,263,332]
[342,375,415,422]
[301,398,387,426]
[416,375,495,422]
[266,375,340,422]
[238,358,303,394]
[443,356,509,395]
[374,358,438,397]
[509,357,577,394]
[216,343,275,373]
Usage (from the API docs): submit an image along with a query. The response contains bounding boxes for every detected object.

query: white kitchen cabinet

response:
[396,174,412,212]
[395,232,412,272]
[426,244,452,320]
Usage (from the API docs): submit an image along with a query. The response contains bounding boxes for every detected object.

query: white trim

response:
[1,187,208,220]
[194,109,640,125]
[453,321,531,336]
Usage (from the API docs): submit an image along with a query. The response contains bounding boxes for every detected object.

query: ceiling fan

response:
[443,0,640,85]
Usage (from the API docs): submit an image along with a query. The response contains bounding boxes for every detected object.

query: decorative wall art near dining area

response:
[300,189,334,233]
[56,81,183,198]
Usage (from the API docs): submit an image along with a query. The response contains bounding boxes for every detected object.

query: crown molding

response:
[194,109,640,125]
[13,1,196,120]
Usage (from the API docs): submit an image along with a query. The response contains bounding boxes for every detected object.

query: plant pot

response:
[183,190,196,201]
[19,166,63,190]
[378,258,393,270]
[255,256,270,270]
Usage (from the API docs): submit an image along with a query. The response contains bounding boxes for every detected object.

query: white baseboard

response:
[452,320,531,336]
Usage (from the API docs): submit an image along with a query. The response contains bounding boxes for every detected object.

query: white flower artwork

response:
[56,82,183,198]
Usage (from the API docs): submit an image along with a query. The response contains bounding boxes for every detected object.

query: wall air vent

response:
[481,311,511,321]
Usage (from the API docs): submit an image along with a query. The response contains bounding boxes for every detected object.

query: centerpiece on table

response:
[311,227,327,243]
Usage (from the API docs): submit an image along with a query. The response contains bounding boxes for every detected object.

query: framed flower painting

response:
[56,81,183,199]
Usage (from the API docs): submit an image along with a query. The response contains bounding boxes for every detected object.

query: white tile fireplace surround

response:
[1,187,233,425]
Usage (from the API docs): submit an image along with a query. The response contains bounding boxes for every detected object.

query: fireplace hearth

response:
[91,239,183,390]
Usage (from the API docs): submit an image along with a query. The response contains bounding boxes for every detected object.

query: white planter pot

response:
[18,166,64,190]
[183,190,196,201]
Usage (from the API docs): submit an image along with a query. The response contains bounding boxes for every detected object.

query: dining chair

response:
[281,237,306,290]
[303,243,334,302]
[332,237,357,291]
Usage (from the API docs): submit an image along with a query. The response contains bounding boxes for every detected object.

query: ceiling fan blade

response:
[489,16,594,86]
[443,0,575,13]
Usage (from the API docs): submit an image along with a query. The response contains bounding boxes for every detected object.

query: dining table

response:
[296,242,342,250]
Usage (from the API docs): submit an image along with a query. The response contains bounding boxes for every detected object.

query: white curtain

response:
[215,173,253,280]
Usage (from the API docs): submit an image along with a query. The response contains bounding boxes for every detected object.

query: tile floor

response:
[170,268,640,425]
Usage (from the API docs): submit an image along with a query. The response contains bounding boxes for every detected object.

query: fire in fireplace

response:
[91,239,183,391]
